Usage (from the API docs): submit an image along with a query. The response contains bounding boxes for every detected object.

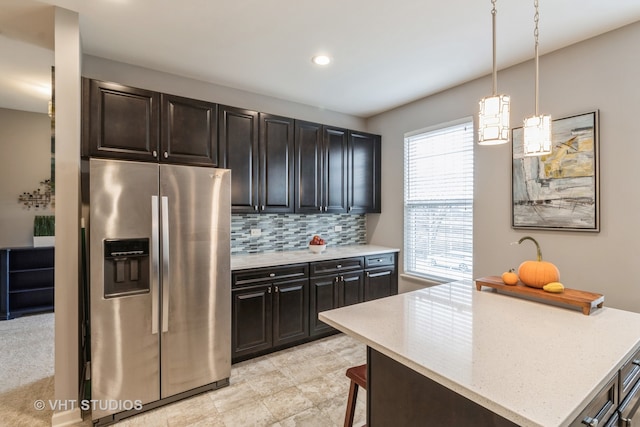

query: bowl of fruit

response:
[308,235,327,253]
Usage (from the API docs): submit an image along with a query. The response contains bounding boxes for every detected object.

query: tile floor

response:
[108,334,367,427]
[1,312,366,427]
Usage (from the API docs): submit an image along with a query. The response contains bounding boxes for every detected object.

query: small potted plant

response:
[33,215,55,247]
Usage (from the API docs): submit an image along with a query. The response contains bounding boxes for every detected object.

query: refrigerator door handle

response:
[151,196,159,335]
[161,196,170,333]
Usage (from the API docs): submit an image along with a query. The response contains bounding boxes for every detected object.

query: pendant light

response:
[478,0,510,145]
[523,0,552,156]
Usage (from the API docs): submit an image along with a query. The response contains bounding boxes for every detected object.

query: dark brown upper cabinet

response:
[348,131,382,214]
[219,108,294,213]
[323,127,350,213]
[83,78,218,166]
[84,78,159,161]
[161,94,218,166]
[83,78,382,215]
[259,113,295,214]
[294,122,349,214]
[218,105,259,212]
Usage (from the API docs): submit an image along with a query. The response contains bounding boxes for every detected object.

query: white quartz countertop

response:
[231,244,399,271]
[319,281,640,427]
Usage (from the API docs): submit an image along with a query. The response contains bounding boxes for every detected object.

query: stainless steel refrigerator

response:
[89,158,231,424]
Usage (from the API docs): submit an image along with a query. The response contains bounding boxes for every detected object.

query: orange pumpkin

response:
[517,236,560,288]
[501,269,519,285]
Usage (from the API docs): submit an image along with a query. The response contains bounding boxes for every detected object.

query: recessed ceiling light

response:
[312,55,331,66]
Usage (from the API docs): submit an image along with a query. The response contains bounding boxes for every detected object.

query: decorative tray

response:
[475,276,604,315]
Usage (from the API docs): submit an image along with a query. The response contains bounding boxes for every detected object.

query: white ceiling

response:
[4,0,640,117]
[0,0,53,114]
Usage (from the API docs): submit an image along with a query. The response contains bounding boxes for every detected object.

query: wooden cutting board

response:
[475,276,604,315]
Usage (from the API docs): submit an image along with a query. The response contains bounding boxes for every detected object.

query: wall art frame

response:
[511,110,600,232]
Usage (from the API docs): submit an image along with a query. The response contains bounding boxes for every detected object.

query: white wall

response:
[0,108,53,247]
[82,55,367,132]
[52,6,82,426]
[367,21,640,313]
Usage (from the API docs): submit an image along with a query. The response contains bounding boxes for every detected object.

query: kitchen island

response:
[319,280,640,426]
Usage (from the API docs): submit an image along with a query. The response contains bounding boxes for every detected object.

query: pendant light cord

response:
[491,0,497,96]
[534,0,540,116]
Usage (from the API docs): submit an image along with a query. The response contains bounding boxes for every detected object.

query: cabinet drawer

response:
[233,264,308,287]
[365,253,395,268]
[310,257,364,276]
[571,374,618,427]
[620,346,640,402]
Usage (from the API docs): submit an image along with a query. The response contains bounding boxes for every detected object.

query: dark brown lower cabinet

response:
[232,283,272,360]
[232,252,397,361]
[309,271,363,337]
[232,264,309,362]
[368,347,518,426]
[364,268,395,301]
[272,280,309,347]
[363,253,398,302]
[308,275,336,337]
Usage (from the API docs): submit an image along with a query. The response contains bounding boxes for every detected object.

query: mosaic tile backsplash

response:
[231,213,366,254]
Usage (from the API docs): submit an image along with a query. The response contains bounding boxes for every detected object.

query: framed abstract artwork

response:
[511,110,599,232]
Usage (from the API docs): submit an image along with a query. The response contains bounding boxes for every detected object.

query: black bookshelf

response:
[1,247,54,320]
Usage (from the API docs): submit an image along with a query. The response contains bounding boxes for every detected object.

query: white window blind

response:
[404,119,474,282]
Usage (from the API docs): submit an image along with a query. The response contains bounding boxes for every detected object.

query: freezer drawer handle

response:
[161,196,170,333]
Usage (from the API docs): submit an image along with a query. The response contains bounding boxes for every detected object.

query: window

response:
[404,118,474,282]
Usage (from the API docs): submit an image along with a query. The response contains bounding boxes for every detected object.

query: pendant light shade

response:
[523,114,552,155]
[523,0,552,156]
[478,94,510,144]
[478,0,510,145]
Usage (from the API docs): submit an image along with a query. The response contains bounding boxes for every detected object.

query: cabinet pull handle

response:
[267,287,272,294]
[254,205,259,211]
[152,150,158,158]
[581,417,598,427]
[269,273,275,277]
[261,205,265,211]
[275,286,279,293]
[319,206,323,211]
[633,359,640,366]
[163,151,169,158]
[366,272,370,277]
[337,264,342,269]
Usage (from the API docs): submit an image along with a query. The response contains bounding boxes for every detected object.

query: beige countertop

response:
[320,280,640,427]
[231,244,399,271]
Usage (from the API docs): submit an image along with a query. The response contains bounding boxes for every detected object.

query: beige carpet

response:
[0,312,55,426]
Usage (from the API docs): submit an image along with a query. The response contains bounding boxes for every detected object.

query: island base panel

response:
[367,347,518,427]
